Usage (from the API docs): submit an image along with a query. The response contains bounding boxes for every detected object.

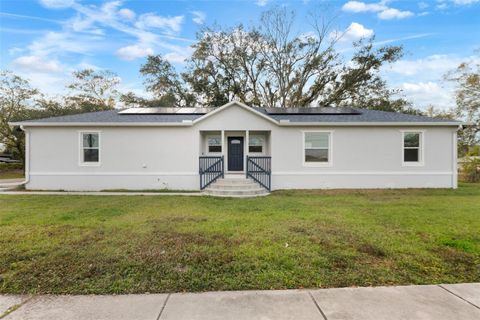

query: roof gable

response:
[192,101,279,126]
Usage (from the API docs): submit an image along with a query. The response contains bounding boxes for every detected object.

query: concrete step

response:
[207,183,259,190]
[203,188,269,197]
[214,179,256,185]
[203,177,270,197]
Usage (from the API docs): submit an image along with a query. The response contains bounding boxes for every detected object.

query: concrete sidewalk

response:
[1,283,479,320]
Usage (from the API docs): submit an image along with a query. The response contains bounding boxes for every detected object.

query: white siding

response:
[25,104,458,191]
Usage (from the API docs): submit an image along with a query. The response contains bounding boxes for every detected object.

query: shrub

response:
[462,156,480,182]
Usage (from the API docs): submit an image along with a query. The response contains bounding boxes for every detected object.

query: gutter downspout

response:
[1,125,29,188]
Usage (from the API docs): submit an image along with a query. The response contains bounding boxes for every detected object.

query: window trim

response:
[248,134,265,154]
[302,130,333,167]
[401,130,425,167]
[78,131,101,166]
[206,134,222,154]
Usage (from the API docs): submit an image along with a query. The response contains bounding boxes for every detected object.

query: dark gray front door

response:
[228,137,244,171]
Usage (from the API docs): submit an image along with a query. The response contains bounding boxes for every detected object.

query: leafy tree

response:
[0,69,122,161]
[139,7,409,111]
[425,105,456,119]
[139,56,195,108]
[445,58,480,154]
[66,69,120,111]
[0,71,38,162]
[120,91,178,108]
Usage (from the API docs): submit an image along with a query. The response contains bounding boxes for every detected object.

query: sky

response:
[0,0,479,111]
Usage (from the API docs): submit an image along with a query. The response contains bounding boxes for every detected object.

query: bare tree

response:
[66,69,120,111]
[139,7,407,111]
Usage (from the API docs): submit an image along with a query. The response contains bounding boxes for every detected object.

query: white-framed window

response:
[207,135,222,153]
[303,131,332,166]
[79,131,100,165]
[402,131,424,166]
[249,135,265,153]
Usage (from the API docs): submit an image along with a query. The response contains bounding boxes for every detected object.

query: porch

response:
[199,130,272,194]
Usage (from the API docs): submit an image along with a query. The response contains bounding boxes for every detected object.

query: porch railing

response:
[199,156,224,190]
[246,156,271,191]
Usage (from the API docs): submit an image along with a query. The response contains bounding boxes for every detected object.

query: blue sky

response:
[0,0,479,110]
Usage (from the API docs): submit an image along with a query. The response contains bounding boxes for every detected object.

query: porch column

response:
[245,130,249,174]
[245,130,249,156]
[221,130,225,157]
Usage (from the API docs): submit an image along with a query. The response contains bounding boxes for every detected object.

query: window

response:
[304,131,331,165]
[207,135,222,153]
[249,135,264,153]
[80,132,100,165]
[402,131,423,165]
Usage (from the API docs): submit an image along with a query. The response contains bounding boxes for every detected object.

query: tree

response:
[139,7,409,111]
[139,56,195,108]
[0,71,38,162]
[0,69,122,161]
[66,69,120,111]
[445,58,480,154]
[425,105,456,119]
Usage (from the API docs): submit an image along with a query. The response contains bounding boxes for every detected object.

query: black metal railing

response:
[199,156,224,190]
[246,156,271,191]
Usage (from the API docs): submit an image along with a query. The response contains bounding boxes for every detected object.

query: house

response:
[12,101,462,196]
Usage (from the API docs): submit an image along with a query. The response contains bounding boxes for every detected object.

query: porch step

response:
[203,178,270,198]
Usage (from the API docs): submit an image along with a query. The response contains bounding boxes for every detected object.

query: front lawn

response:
[0,170,24,180]
[1,184,479,294]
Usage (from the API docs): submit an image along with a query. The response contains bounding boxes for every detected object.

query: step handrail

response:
[199,156,224,190]
[246,156,271,191]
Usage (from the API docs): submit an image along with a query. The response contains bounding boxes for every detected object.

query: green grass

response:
[1,183,479,294]
[0,170,24,180]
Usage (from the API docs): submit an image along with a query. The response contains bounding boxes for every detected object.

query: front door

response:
[228,137,244,171]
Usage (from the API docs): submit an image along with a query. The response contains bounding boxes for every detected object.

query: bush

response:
[0,162,23,171]
[462,156,480,182]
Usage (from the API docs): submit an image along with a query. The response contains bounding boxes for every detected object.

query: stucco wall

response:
[25,105,458,191]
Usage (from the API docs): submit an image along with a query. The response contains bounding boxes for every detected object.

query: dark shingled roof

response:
[263,109,457,123]
[24,110,203,123]
[17,107,460,125]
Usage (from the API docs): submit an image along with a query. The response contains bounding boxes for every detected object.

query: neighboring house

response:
[12,101,462,193]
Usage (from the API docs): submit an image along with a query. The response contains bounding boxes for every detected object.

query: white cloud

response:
[342,1,387,12]
[10,0,194,95]
[28,31,102,56]
[378,8,414,19]
[388,54,464,76]
[38,0,75,9]
[116,45,154,60]
[256,0,269,6]
[12,55,62,73]
[135,13,184,34]
[8,47,24,55]
[384,54,480,109]
[418,1,429,9]
[342,1,414,20]
[164,52,188,64]
[340,22,374,41]
[400,81,454,109]
[118,8,136,20]
[191,11,206,25]
[435,0,479,9]
[452,0,479,4]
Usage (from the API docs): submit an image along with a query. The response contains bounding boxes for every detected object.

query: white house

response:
[12,101,461,196]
